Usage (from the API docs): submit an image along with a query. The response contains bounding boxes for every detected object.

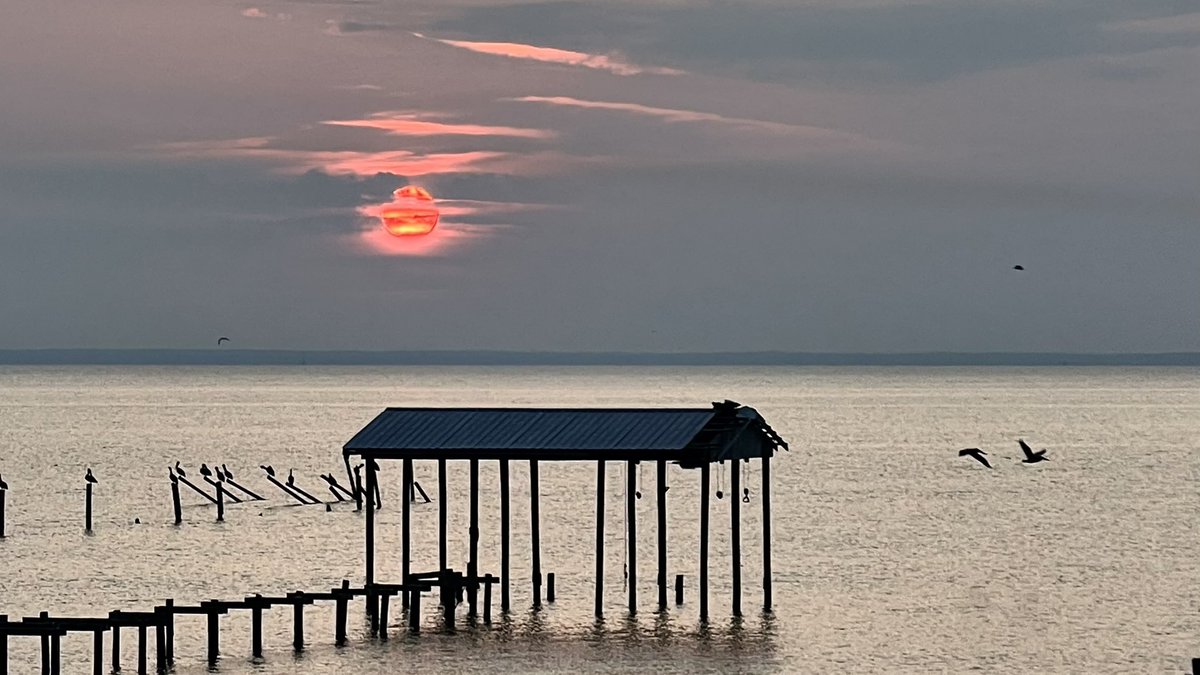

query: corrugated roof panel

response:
[345,408,716,452]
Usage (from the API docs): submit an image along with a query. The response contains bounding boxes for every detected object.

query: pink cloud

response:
[324,112,553,139]
[241,8,267,18]
[416,33,682,76]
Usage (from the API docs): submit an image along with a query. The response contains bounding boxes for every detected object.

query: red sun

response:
[380,185,440,236]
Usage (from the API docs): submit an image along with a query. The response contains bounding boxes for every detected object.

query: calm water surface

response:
[0,366,1197,673]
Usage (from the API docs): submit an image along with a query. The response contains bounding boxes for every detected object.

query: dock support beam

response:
[656,459,667,612]
[401,458,412,610]
[170,479,181,525]
[699,462,710,623]
[530,459,542,607]
[438,458,448,572]
[731,460,742,617]
[365,459,376,616]
[205,603,219,665]
[500,460,511,613]
[468,458,480,617]
[762,454,773,612]
[112,624,121,672]
[292,595,304,652]
[594,461,605,618]
[85,482,93,532]
[626,460,637,615]
[92,629,102,675]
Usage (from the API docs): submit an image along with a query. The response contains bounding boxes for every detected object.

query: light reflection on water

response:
[0,366,1197,673]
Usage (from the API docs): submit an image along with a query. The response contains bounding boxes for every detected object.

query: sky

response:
[1,0,1197,353]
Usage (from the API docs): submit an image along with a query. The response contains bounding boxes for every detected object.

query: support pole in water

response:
[111,620,121,672]
[0,614,7,673]
[468,458,479,617]
[438,459,448,572]
[137,625,146,675]
[675,574,684,605]
[251,595,263,658]
[627,460,637,615]
[85,482,93,532]
[1,487,7,538]
[291,592,305,652]
[50,632,61,675]
[699,462,710,623]
[594,460,605,618]
[216,480,225,522]
[500,460,511,614]
[762,454,773,612]
[530,459,542,607]
[170,474,182,525]
[547,573,555,603]
[205,602,219,665]
[401,458,412,610]
[731,459,742,617]
[92,629,102,675]
[165,598,174,664]
[334,580,349,646]
[366,460,376,616]
[657,459,668,612]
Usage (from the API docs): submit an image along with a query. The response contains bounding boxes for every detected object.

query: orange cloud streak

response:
[324,113,553,139]
[417,33,682,76]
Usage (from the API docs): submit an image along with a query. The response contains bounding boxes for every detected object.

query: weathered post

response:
[408,589,421,635]
[440,569,455,630]
[530,459,542,607]
[205,601,219,665]
[401,458,411,610]
[0,614,8,672]
[438,458,448,571]
[92,629,103,675]
[675,574,684,605]
[137,625,147,675]
[251,595,263,658]
[657,459,668,611]
[547,573,556,603]
[111,619,121,672]
[595,460,605,618]
[468,458,480,616]
[762,454,773,612]
[39,612,49,675]
[164,598,174,664]
[499,460,511,614]
[699,462,710,623]
[85,482,94,532]
[170,476,181,525]
[366,462,376,617]
[50,631,61,675]
[483,577,493,624]
[731,460,742,617]
[215,481,225,522]
[154,609,165,672]
[379,592,390,639]
[291,592,304,652]
[334,580,349,646]
[1,487,7,537]
[627,460,637,614]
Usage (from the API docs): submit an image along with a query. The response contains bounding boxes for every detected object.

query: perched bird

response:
[0,473,8,491]
[1018,439,1049,464]
[368,458,381,472]
[85,468,98,484]
[174,461,186,478]
[958,448,992,468]
[199,463,212,478]
[1013,265,1025,271]
[222,464,233,480]
[260,464,275,477]
[287,469,296,487]
[217,337,230,346]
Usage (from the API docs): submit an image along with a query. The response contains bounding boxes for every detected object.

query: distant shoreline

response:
[2,349,1199,366]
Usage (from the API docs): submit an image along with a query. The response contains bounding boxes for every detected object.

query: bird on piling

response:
[958,448,992,468]
[0,473,8,491]
[200,463,213,478]
[85,468,98,484]
[260,464,275,477]
[174,461,186,478]
[368,458,380,472]
[287,469,296,487]
[1018,439,1049,464]
[222,464,233,480]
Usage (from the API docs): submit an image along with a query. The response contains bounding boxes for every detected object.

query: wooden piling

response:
[547,573,555,603]
[379,592,390,639]
[292,593,304,652]
[595,460,605,618]
[92,629,103,675]
[154,610,165,672]
[39,612,49,675]
[530,459,542,607]
[657,459,667,611]
[50,632,61,675]
[353,466,364,513]
[499,460,511,614]
[468,458,479,616]
[0,614,6,673]
[762,454,773,612]
[483,577,493,624]
[164,599,174,664]
[170,479,181,525]
[137,625,147,674]
[699,462,710,623]
[2,489,7,537]
[366,463,376,614]
[627,460,637,615]
[440,569,455,630]
[85,482,93,532]
[205,601,219,664]
[438,458,448,571]
[334,580,349,646]
[400,458,411,610]
[408,589,421,635]
[251,595,263,658]
[675,574,684,605]
[731,459,742,617]
[216,481,225,522]
[112,621,121,672]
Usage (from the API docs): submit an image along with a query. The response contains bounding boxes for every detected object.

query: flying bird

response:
[199,463,212,478]
[0,473,8,490]
[1012,265,1025,271]
[1018,439,1049,464]
[958,448,992,468]
[217,337,230,346]
[85,468,98,484]
[174,461,186,478]
[260,464,275,477]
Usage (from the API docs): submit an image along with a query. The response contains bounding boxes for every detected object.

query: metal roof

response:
[343,403,788,463]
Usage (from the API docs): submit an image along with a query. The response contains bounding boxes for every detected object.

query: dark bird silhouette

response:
[1013,265,1025,271]
[958,448,992,468]
[222,464,233,480]
[85,468,98,484]
[0,473,8,491]
[217,337,230,345]
[260,464,275,477]
[1018,439,1049,464]
[174,461,186,478]
[368,458,381,472]
[200,463,212,478]
[287,469,296,487]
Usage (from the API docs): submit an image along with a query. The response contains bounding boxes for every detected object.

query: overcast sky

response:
[1,0,1197,352]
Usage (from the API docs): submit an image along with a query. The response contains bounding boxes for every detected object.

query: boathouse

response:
[342,399,788,620]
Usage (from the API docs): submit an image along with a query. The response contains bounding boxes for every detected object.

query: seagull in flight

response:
[958,448,992,468]
[1018,439,1049,464]
[1012,265,1025,271]
[217,337,230,346]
